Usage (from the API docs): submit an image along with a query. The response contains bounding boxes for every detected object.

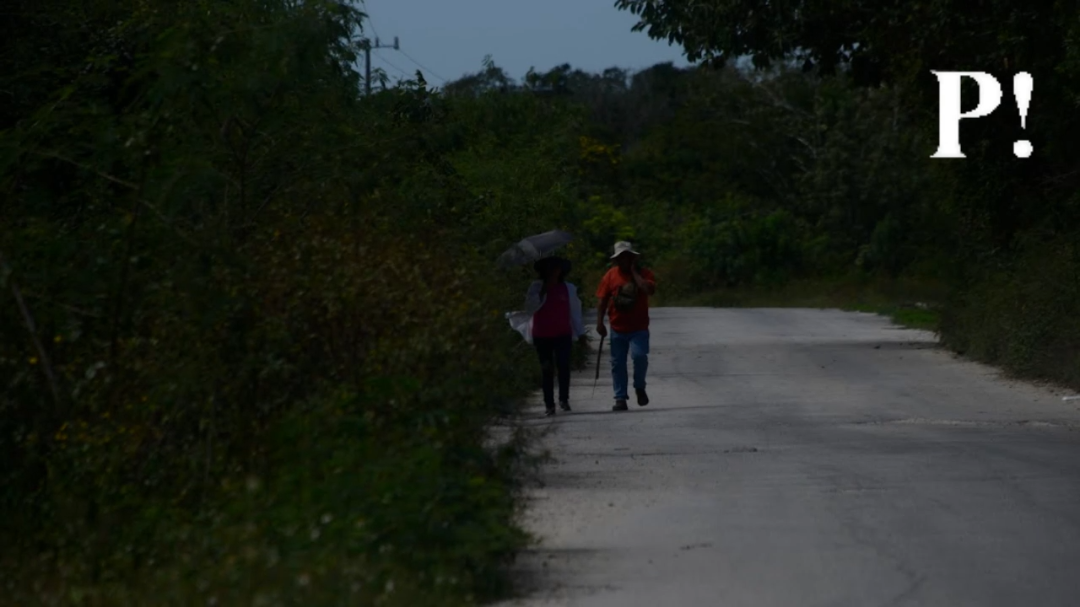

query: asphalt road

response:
[498,307,1080,607]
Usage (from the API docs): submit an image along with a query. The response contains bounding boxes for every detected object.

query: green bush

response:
[939,237,1080,386]
[654,194,809,291]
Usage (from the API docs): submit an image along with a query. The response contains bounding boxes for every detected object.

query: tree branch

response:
[1,251,64,413]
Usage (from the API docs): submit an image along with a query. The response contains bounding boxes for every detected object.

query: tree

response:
[614,0,1080,248]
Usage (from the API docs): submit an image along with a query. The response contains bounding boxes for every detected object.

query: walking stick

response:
[592,333,605,398]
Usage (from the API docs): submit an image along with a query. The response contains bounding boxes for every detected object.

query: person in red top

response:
[595,241,657,411]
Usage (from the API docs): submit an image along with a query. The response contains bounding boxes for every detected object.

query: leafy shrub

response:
[939,236,1080,385]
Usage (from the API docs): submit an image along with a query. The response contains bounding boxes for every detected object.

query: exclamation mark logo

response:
[1014,72,1033,158]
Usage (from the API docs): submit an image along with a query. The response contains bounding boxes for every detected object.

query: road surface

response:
[498,307,1080,607]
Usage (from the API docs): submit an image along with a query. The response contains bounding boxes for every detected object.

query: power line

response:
[360,10,445,88]
[360,35,399,95]
[398,48,447,83]
[373,50,409,79]
[364,11,382,42]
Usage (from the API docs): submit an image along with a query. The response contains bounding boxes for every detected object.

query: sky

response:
[357,0,692,87]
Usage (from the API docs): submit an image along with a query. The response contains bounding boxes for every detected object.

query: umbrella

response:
[497,229,573,268]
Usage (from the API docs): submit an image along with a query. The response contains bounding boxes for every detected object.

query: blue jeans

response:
[609,329,649,400]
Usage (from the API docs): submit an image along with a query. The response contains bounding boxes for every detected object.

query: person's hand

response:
[632,267,653,293]
[596,322,608,338]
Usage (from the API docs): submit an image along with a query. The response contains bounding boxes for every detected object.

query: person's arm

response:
[569,284,586,338]
[524,280,544,315]
[596,294,610,337]
[595,273,610,336]
[633,266,657,295]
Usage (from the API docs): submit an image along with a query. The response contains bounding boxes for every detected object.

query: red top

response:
[532,282,572,338]
[596,266,656,333]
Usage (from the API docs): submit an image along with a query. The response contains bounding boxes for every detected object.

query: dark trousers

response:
[534,334,572,407]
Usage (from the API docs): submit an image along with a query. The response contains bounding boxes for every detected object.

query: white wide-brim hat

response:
[610,241,639,258]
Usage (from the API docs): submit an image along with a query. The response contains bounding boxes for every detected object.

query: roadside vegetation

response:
[3,0,1079,604]
[2,2,573,604]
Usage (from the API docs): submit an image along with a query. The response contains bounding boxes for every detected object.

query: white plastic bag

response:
[505,310,533,344]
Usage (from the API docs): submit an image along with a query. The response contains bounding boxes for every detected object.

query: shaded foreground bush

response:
[939,236,1080,386]
[0,0,582,603]
[3,223,540,605]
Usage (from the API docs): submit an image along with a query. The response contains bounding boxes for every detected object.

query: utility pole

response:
[364,36,399,95]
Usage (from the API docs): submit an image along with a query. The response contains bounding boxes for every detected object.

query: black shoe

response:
[636,388,649,407]
[544,405,556,416]
[612,399,629,411]
[559,400,571,412]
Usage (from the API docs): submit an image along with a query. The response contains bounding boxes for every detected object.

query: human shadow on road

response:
[499,547,618,605]
[522,403,726,422]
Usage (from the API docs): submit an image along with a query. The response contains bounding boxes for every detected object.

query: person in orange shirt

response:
[595,241,657,411]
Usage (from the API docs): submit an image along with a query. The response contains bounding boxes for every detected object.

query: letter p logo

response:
[930,71,1002,158]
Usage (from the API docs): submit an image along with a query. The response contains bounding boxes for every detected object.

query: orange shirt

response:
[596,266,656,333]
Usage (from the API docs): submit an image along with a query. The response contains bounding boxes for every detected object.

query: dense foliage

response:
[448,60,945,296]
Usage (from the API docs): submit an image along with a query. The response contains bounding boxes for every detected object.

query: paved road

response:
[498,308,1080,607]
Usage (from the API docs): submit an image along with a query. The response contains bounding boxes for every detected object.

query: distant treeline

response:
[446,59,944,295]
